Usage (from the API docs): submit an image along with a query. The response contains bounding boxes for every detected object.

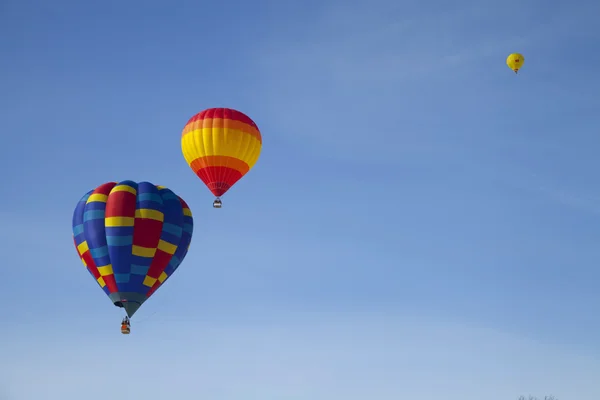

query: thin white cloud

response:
[513,172,600,216]
[2,312,599,400]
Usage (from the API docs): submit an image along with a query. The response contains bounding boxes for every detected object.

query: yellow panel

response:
[86,193,108,203]
[97,277,106,287]
[182,130,262,168]
[132,245,156,258]
[183,208,192,217]
[135,209,164,222]
[158,271,168,283]
[77,241,89,254]
[111,185,137,194]
[97,265,114,276]
[143,276,157,287]
[157,239,177,255]
[105,217,135,227]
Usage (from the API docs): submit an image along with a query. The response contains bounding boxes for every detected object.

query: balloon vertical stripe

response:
[105,181,138,292]
[147,196,193,296]
[84,182,119,294]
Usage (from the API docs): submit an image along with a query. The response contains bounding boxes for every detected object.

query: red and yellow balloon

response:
[181,108,262,208]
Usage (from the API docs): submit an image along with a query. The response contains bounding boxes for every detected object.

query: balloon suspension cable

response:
[133,310,159,325]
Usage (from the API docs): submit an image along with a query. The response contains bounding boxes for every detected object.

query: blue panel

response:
[83,210,104,222]
[72,224,84,236]
[131,264,150,275]
[114,274,131,283]
[89,246,109,258]
[106,235,134,246]
[162,223,183,237]
[137,193,162,203]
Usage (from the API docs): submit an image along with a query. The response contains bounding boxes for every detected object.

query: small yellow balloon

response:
[506,53,524,74]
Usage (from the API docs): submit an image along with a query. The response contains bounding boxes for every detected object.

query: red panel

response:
[103,274,119,293]
[186,107,258,129]
[105,191,136,218]
[195,166,243,196]
[93,182,117,196]
[146,249,172,279]
[132,218,162,249]
[146,281,160,297]
[80,251,100,278]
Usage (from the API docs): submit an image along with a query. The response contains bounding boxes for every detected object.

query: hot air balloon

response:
[506,53,524,74]
[181,107,262,208]
[72,181,194,334]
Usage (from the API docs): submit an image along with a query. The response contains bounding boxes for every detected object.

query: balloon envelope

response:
[181,107,262,198]
[506,53,525,73]
[72,181,194,317]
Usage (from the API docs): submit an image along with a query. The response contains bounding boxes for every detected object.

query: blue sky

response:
[1,0,600,398]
